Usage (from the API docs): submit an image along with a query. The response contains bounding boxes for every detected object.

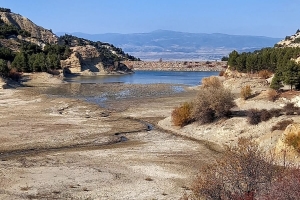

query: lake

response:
[64,71,220,86]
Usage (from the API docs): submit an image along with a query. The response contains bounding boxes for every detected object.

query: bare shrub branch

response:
[192,86,235,124]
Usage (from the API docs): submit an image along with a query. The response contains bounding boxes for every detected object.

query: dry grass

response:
[285,130,300,152]
[240,85,252,100]
[268,89,279,102]
[171,102,193,127]
[258,70,273,79]
[201,76,222,88]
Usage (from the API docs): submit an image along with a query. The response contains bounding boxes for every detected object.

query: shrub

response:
[261,109,272,121]
[192,137,281,200]
[262,168,300,199]
[8,68,21,81]
[171,102,193,127]
[192,87,235,124]
[283,102,297,115]
[297,108,300,115]
[268,89,279,102]
[218,70,225,76]
[285,130,300,152]
[240,85,252,100]
[201,76,222,88]
[247,109,262,125]
[269,108,282,117]
[258,70,272,79]
[271,119,293,132]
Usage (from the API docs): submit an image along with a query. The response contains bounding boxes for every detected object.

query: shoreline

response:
[124,60,227,71]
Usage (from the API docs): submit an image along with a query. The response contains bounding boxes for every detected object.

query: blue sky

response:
[0,0,299,38]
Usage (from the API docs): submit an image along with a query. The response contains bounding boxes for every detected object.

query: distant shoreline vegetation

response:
[227,46,300,90]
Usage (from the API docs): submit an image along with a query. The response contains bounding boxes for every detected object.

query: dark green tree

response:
[11,51,28,72]
[228,50,239,70]
[0,58,8,76]
[270,73,283,90]
[46,53,60,70]
[33,53,46,72]
[282,60,300,90]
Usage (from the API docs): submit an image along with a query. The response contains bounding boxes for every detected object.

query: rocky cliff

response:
[276,30,300,48]
[0,8,138,76]
[0,11,57,45]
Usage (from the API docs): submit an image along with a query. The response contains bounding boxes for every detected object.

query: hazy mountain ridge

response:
[57,30,281,61]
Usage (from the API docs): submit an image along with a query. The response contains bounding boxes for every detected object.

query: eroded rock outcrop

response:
[61,45,132,75]
[0,11,58,45]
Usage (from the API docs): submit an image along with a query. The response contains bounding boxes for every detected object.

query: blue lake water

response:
[64,71,220,86]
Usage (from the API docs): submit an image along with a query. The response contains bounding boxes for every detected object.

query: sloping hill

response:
[0,7,138,77]
[276,29,300,48]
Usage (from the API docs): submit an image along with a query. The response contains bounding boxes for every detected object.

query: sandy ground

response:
[0,74,219,200]
[159,77,300,163]
[1,73,300,199]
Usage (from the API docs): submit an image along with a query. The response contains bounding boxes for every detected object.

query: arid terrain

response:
[1,72,300,200]
[0,74,220,200]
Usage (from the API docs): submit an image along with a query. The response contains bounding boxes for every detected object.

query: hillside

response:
[276,29,300,48]
[0,8,139,78]
[58,30,281,61]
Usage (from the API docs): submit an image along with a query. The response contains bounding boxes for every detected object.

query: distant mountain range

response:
[57,30,281,61]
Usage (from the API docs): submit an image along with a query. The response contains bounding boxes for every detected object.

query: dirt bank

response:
[0,76,219,199]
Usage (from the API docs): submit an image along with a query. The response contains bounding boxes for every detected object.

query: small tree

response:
[282,60,300,90]
[270,73,283,90]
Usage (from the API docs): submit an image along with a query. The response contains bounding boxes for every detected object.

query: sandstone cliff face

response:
[0,11,58,44]
[61,45,129,75]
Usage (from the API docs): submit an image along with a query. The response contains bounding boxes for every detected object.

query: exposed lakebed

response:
[44,71,219,109]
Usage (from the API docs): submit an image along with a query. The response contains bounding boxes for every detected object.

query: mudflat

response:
[0,77,219,200]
